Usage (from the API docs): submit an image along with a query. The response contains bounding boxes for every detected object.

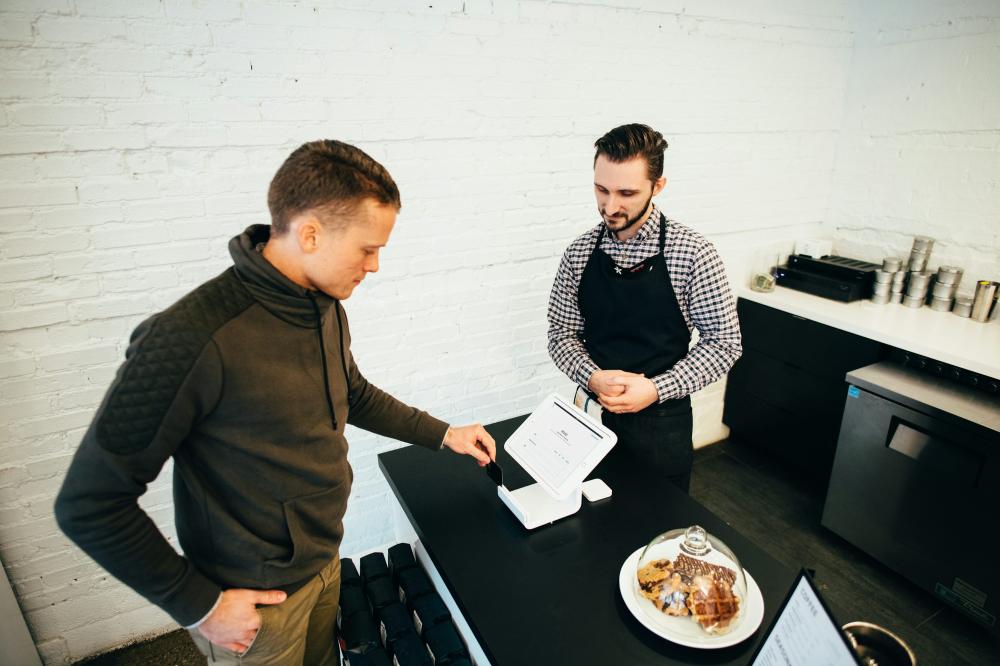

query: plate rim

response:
[618,546,764,649]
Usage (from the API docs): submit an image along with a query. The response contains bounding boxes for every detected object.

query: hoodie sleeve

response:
[345,354,449,450]
[54,315,225,627]
[336,305,449,449]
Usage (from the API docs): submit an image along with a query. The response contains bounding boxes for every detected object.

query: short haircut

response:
[267,139,401,234]
[593,124,669,182]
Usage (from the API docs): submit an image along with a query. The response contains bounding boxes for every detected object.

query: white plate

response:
[618,547,765,649]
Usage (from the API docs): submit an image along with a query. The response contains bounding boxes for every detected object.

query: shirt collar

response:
[607,204,660,245]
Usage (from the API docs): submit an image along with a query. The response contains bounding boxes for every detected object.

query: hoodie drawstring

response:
[334,304,353,407]
[307,293,338,430]
[307,293,354,430]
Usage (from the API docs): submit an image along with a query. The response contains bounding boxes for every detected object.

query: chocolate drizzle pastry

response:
[672,553,736,587]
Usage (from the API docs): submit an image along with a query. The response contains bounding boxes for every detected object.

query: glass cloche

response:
[634,525,748,637]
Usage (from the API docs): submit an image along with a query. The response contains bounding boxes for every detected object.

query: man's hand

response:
[588,369,642,397]
[443,424,496,467]
[197,588,287,653]
[597,374,659,414]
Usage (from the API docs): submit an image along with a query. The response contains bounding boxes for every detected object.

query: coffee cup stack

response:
[929,265,963,312]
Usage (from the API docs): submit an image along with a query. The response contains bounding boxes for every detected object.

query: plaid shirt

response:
[547,205,742,402]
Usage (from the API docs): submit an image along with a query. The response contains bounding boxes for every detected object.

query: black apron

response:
[578,215,695,491]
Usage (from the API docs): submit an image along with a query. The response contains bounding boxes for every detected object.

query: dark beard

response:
[602,192,653,236]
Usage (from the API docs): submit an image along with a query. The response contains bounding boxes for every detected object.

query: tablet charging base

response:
[498,483,582,530]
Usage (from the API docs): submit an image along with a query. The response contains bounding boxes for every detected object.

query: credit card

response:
[486,461,503,487]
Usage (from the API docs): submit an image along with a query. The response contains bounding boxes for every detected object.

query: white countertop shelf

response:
[739,286,1000,380]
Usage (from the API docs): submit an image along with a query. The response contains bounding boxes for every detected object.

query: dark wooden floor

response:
[77,438,1000,665]
[691,438,1000,666]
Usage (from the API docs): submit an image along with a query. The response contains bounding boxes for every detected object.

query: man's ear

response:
[652,176,667,197]
[294,214,322,253]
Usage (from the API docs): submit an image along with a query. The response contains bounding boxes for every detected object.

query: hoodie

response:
[54,225,448,626]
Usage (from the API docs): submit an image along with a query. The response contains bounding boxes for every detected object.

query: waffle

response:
[685,574,741,633]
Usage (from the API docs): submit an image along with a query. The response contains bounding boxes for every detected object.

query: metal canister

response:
[932,281,957,299]
[971,280,998,322]
[843,621,916,666]
[936,265,962,285]
[889,292,903,304]
[870,292,891,305]
[953,296,973,318]
[882,257,903,272]
[907,252,929,272]
[912,235,934,252]
[929,296,953,312]
[907,271,933,290]
[874,269,893,284]
[873,282,892,297]
[902,294,924,308]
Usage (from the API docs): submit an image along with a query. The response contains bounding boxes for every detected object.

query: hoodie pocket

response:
[264,484,347,576]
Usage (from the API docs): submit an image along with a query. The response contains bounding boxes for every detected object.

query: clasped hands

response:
[588,369,659,414]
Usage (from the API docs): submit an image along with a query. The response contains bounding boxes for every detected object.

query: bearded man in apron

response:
[546,123,742,493]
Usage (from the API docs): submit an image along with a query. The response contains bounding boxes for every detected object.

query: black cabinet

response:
[723,298,886,482]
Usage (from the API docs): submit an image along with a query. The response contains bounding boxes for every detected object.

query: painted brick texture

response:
[2,1,995,663]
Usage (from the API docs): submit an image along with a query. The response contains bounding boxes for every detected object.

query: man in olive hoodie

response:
[55,140,496,665]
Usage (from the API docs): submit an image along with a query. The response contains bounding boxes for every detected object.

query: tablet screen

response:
[508,399,608,489]
[751,571,861,666]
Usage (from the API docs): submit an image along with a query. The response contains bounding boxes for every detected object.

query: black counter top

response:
[378,415,796,665]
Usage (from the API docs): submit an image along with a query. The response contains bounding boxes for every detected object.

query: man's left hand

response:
[597,375,659,414]
[443,424,497,467]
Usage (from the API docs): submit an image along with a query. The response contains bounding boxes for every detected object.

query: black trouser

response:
[599,399,694,493]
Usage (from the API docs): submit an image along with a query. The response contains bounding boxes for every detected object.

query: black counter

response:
[378,415,796,665]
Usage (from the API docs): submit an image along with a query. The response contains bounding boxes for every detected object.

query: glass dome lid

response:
[634,525,747,636]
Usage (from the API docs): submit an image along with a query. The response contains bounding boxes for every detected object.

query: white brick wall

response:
[6,1,989,663]
[825,0,1000,283]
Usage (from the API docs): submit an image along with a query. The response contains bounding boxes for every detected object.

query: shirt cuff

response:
[576,359,600,391]
[184,592,223,630]
[652,373,681,403]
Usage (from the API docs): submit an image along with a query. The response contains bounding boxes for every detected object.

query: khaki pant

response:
[190,558,342,666]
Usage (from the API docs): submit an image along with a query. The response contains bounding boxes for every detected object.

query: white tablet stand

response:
[498,483,582,530]
[497,393,616,530]
[498,479,612,530]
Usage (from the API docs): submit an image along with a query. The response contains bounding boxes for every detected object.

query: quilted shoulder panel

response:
[96,268,255,454]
